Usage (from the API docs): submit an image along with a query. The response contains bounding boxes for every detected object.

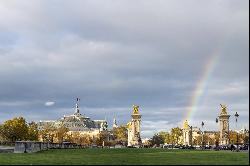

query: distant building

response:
[142,138,151,147]
[37,98,108,140]
[239,128,249,135]
[113,118,118,129]
[182,120,219,146]
[182,120,202,146]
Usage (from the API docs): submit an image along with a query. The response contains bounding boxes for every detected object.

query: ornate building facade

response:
[37,99,108,140]
[127,105,142,147]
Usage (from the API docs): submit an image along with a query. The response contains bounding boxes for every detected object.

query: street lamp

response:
[234,112,239,152]
[215,118,219,148]
[201,121,204,149]
[171,135,174,149]
[190,125,193,148]
[187,125,193,148]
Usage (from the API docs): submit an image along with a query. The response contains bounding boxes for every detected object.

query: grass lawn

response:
[0,148,248,165]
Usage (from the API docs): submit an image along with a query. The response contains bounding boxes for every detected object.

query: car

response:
[205,145,212,149]
[239,144,249,150]
[162,144,172,149]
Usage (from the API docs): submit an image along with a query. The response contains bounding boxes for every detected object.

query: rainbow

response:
[183,52,219,123]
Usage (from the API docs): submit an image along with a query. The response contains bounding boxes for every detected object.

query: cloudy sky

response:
[0,0,249,138]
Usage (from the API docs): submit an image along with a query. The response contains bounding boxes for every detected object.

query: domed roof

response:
[59,114,97,128]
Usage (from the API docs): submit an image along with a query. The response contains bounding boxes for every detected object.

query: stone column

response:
[218,104,230,146]
[182,120,191,146]
[127,105,142,147]
[219,114,230,145]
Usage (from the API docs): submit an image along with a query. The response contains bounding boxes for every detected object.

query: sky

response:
[0,0,249,138]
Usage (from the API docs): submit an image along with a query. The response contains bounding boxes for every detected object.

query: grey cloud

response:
[0,0,248,138]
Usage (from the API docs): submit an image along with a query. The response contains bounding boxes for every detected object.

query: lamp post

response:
[190,126,193,148]
[171,135,174,149]
[234,112,239,152]
[215,118,218,144]
[215,118,219,149]
[201,121,204,150]
[188,125,193,148]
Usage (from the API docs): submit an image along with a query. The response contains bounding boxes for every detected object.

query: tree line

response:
[0,117,128,146]
[0,117,248,147]
[149,129,249,147]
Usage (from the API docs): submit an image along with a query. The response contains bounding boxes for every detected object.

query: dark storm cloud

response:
[0,0,248,137]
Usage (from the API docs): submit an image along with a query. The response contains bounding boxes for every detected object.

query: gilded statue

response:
[183,120,189,129]
[127,121,132,129]
[133,105,139,114]
[220,104,227,115]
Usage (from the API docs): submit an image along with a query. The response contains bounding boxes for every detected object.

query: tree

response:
[214,132,220,145]
[150,133,164,146]
[158,131,172,144]
[38,123,56,142]
[1,117,28,142]
[208,136,215,146]
[79,134,93,146]
[165,134,173,145]
[194,135,209,146]
[113,125,128,144]
[228,131,249,145]
[242,133,249,144]
[95,131,110,146]
[66,132,80,144]
[55,125,69,143]
[27,122,39,141]
[0,124,4,142]
[171,127,183,145]
[204,132,220,146]
[229,131,238,144]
